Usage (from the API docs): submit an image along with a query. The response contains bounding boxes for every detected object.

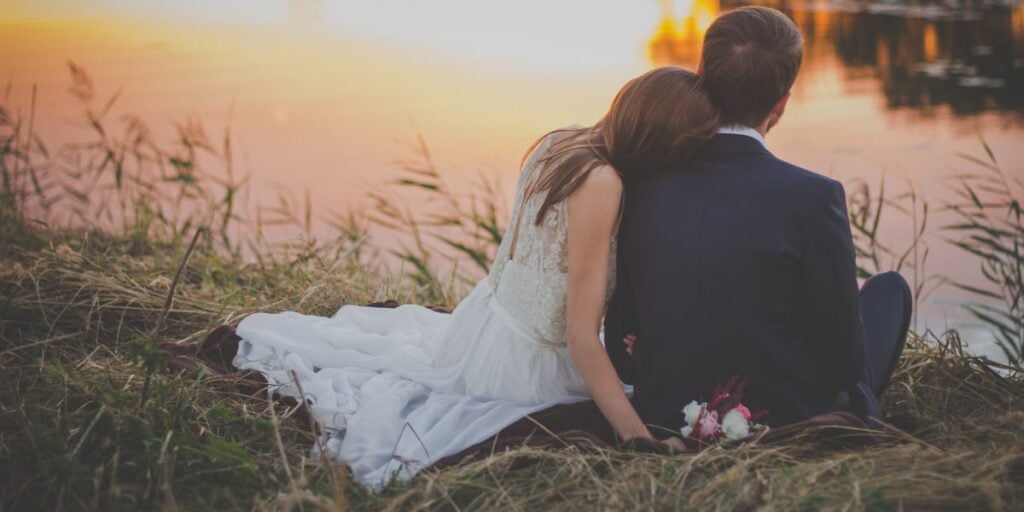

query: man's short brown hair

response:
[700,7,803,127]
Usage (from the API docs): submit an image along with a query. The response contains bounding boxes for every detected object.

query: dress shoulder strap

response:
[507,133,555,259]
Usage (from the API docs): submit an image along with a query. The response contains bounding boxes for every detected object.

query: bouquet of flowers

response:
[679,376,768,444]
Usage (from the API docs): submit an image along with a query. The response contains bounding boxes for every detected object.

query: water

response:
[2,0,1022,359]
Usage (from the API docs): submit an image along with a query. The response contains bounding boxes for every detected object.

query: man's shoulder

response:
[766,156,843,196]
[681,149,842,197]
[630,151,844,212]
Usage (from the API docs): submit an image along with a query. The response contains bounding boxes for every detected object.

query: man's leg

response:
[847,271,913,420]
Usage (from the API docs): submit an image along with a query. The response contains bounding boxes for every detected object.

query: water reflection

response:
[649,0,719,66]
[648,0,1024,118]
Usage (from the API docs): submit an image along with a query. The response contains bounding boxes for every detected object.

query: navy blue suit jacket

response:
[604,133,866,430]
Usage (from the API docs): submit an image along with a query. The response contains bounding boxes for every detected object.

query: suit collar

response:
[704,133,773,156]
[717,125,767,146]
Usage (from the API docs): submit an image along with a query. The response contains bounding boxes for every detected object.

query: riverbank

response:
[1,219,1022,511]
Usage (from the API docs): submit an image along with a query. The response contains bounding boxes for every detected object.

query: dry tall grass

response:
[2,220,1022,511]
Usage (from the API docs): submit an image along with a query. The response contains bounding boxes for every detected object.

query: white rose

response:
[721,408,751,441]
[680,425,693,438]
[682,401,702,427]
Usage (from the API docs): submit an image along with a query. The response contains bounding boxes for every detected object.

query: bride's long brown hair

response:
[524,67,719,225]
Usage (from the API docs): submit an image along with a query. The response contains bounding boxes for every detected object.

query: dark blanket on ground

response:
[431,401,885,471]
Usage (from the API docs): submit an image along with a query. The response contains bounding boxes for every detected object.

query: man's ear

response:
[766,91,791,131]
[772,92,791,119]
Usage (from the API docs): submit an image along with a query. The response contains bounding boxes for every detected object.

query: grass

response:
[2,64,1024,510]
[945,142,1024,365]
[1,219,1022,511]
[0,220,406,510]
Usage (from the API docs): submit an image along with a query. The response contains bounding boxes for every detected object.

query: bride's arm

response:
[565,164,652,442]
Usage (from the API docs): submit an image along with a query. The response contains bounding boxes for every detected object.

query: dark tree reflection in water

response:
[650,0,1024,120]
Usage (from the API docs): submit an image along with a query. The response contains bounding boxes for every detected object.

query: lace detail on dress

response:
[487,129,618,347]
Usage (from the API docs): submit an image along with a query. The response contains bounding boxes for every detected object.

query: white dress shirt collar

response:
[717,125,767,147]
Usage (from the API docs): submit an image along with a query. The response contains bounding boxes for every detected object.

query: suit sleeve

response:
[801,181,866,394]
[604,242,638,384]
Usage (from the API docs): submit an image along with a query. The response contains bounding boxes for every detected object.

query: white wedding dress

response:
[233,130,616,490]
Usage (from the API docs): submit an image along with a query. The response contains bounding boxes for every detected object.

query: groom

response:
[438,7,913,463]
[604,6,912,431]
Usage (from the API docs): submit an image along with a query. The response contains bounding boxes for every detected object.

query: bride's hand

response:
[661,436,687,452]
[621,434,687,454]
[623,334,637,356]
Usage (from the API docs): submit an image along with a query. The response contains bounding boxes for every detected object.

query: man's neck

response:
[743,121,770,138]
[755,119,771,138]
[727,120,771,137]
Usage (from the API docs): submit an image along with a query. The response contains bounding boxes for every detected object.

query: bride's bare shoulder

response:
[575,164,623,201]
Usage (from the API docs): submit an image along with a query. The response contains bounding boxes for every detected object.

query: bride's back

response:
[487,130,617,348]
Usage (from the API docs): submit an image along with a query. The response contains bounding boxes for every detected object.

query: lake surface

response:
[2,0,1023,358]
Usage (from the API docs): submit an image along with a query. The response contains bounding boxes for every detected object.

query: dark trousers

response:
[841,271,913,421]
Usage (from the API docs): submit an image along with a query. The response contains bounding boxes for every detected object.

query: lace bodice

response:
[487,130,618,347]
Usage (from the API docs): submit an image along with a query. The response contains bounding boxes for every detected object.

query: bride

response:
[233,67,719,489]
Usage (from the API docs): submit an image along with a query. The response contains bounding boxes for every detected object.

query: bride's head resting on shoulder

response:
[526,66,719,225]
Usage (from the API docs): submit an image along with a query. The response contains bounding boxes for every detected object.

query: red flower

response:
[733,403,752,421]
